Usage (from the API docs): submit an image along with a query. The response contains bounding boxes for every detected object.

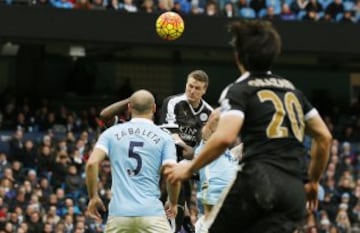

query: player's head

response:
[128,89,156,118]
[229,20,281,72]
[185,70,209,107]
[202,108,220,140]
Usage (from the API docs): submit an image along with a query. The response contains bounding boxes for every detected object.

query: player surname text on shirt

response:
[114,127,161,144]
[248,78,295,90]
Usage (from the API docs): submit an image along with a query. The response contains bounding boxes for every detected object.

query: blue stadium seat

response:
[343,1,355,11]
[318,0,332,8]
[297,10,307,20]
[0,141,10,155]
[335,12,344,21]
[317,11,325,19]
[238,7,257,18]
[266,0,282,14]
[258,8,268,18]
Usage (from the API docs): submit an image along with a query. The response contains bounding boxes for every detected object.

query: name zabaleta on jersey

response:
[114,127,161,144]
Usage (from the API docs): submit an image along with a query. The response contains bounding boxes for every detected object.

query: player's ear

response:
[152,103,157,113]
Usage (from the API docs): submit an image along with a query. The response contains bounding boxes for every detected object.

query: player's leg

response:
[174,185,186,232]
[182,179,195,233]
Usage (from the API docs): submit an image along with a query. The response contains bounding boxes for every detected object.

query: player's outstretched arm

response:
[172,133,195,160]
[165,113,243,184]
[305,114,332,211]
[99,98,130,122]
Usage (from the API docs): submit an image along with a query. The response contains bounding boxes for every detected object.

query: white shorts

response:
[105,215,172,233]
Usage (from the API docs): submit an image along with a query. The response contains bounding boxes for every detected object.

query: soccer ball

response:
[156,12,185,41]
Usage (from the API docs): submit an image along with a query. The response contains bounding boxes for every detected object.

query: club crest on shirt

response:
[200,113,208,122]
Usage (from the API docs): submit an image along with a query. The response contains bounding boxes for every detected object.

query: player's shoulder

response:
[154,125,175,141]
[164,93,187,104]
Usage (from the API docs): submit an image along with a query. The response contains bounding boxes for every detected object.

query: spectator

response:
[340,10,355,23]
[27,211,44,233]
[20,140,37,170]
[51,152,70,190]
[91,0,106,9]
[37,145,54,178]
[156,0,173,12]
[119,0,138,12]
[249,0,266,14]
[291,0,309,13]
[34,0,51,6]
[235,0,248,10]
[325,0,344,20]
[64,165,84,198]
[107,0,120,9]
[335,209,351,233]
[222,1,237,17]
[204,0,220,16]
[305,0,324,13]
[8,129,24,162]
[279,3,297,20]
[263,5,281,20]
[74,0,93,10]
[139,0,156,12]
[0,153,10,175]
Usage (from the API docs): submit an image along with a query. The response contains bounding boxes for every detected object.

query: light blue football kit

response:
[195,140,238,206]
[95,118,177,217]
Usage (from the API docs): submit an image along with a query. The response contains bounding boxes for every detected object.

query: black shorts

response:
[209,162,306,233]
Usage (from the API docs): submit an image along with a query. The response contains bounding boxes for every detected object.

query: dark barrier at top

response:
[0,6,359,55]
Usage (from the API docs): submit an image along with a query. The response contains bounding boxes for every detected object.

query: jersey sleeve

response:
[159,96,179,131]
[219,84,248,118]
[94,130,111,156]
[161,135,177,165]
[159,96,172,124]
[298,90,319,121]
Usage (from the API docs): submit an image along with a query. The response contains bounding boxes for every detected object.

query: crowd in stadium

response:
[0,93,358,233]
[1,0,360,23]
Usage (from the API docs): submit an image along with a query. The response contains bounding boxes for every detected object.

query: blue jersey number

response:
[127,141,144,176]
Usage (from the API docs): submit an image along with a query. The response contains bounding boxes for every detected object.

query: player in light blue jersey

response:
[86,89,181,233]
[194,109,240,233]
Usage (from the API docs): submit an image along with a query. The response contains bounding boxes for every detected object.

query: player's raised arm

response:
[99,98,130,123]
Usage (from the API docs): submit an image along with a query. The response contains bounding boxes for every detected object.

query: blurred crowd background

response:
[1,0,360,23]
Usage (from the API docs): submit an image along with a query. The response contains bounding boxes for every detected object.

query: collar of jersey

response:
[130,118,154,124]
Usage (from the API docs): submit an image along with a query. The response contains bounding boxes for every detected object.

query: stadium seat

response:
[257,8,268,18]
[266,0,282,14]
[297,10,307,20]
[317,11,325,19]
[343,1,354,11]
[238,7,257,18]
[0,141,10,155]
[335,12,344,21]
[318,0,332,8]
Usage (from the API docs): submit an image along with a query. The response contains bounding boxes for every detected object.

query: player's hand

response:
[164,160,193,184]
[172,133,185,145]
[164,201,178,219]
[87,196,106,220]
[304,181,319,212]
